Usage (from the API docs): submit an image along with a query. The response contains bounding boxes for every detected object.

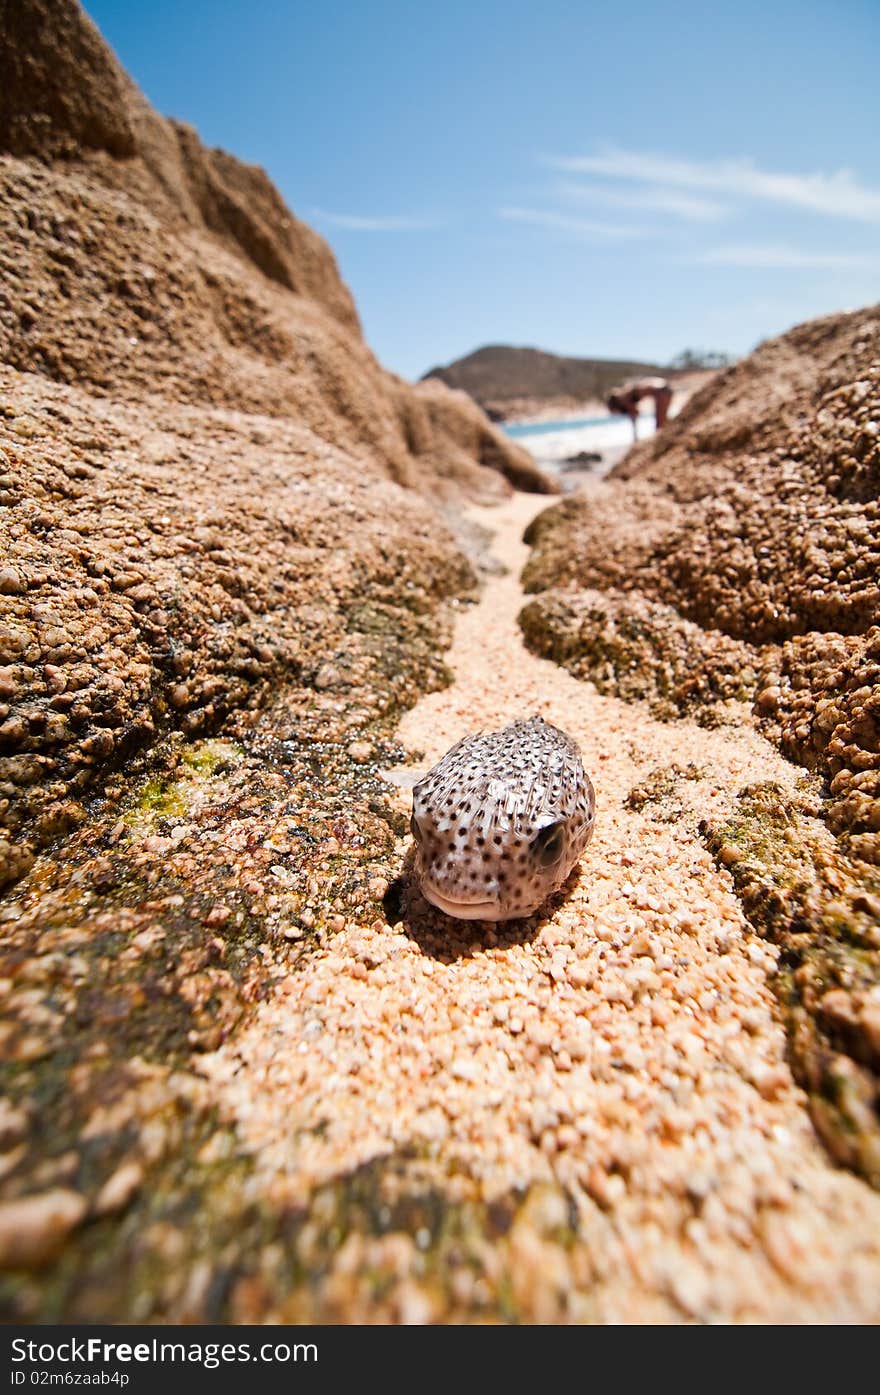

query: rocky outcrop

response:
[763,628,880,860]
[403,377,558,494]
[522,305,880,807]
[0,0,554,889]
[0,369,476,887]
[520,588,760,719]
[518,304,880,1183]
[0,12,547,497]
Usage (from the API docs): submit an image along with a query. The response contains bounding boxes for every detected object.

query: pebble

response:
[94,1162,144,1216]
[0,1189,88,1269]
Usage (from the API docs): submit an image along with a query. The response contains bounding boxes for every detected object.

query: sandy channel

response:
[200,489,880,1322]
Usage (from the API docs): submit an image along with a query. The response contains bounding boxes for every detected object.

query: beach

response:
[505,408,657,481]
[502,373,709,483]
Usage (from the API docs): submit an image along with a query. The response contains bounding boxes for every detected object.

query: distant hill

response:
[422,344,669,415]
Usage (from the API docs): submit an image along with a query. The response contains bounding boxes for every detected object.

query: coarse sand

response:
[199,490,880,1322]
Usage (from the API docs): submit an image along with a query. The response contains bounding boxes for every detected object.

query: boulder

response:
[521,304,880,829]
[0,0,551,886]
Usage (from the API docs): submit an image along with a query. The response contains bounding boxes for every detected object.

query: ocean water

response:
[500,410,657,488]
[502,414,611,439]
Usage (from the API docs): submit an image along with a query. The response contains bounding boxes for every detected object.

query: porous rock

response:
[521,305,880,829]
[519,307,880,1184]
[0,0,551,888]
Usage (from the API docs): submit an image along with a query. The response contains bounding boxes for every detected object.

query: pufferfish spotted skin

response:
[410,715,595,921]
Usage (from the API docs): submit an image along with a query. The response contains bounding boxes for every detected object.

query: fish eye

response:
[531,821,565,867]
[410,812,423,842]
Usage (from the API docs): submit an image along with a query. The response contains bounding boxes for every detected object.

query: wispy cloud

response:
[554,180,728,223]
[498,206,655,239]
[310,208,439,231]
[547,147,880,223]
[697,243,880,270]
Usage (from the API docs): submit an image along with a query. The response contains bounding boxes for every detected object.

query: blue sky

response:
[86,0,880,380]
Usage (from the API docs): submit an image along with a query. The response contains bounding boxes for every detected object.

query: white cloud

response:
[697,243,880,269]
[554,180,728,222]
[547,147,880,223]
[498,206,655,239]
[310,208,438,231]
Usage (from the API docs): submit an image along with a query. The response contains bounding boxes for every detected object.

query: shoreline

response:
[506,410,658,485]
[501,370,717,485]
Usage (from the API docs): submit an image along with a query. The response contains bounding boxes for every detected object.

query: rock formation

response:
[4,0,880,1327]
[0,0,550,890]
[521,304,880,838]
[520,305,880,1180]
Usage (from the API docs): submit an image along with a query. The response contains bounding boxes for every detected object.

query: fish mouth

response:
[420,883,502,921]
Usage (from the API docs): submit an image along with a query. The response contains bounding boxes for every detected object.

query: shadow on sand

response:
[384,847,586,963]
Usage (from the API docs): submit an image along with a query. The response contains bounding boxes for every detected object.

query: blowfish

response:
[410,715,595,921]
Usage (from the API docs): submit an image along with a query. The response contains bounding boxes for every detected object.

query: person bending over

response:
[605,377,673,440]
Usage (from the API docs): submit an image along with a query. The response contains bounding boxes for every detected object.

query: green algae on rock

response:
[0,375,478,889]
[0,701,418,1316]
[701,782,880,1188]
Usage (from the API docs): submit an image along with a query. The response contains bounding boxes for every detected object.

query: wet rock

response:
[702,782,880,1186]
